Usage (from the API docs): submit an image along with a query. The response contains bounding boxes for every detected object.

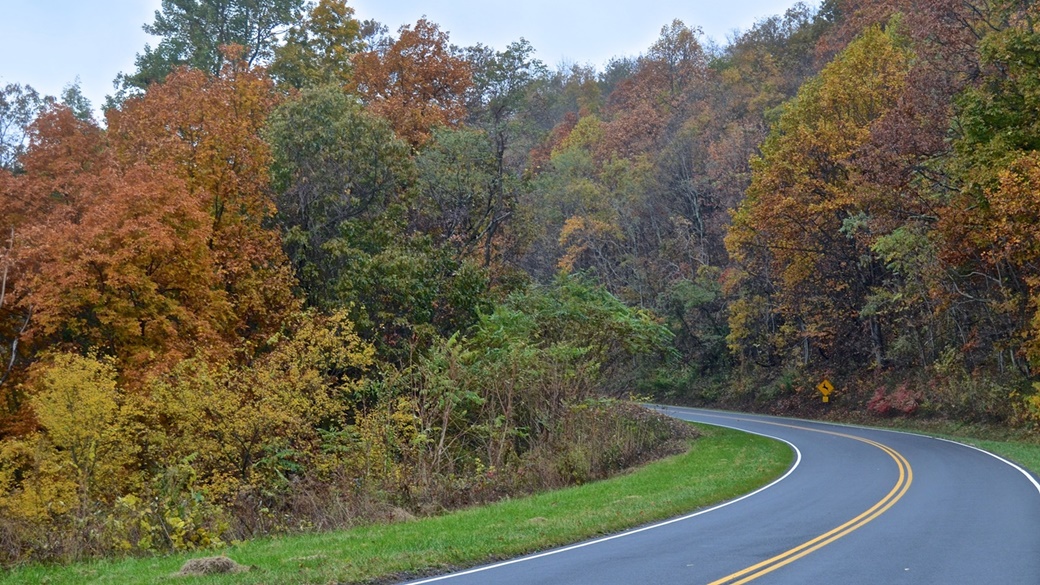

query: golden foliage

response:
[725,25,912,360]
[558,216,624,273]
[139,310,373,500]
[1,353,137,520]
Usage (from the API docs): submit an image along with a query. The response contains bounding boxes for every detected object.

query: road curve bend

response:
[403,407,1040,585]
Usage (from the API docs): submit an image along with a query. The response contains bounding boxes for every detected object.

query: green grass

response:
[969,438,1040,474]
[2,424,793,585]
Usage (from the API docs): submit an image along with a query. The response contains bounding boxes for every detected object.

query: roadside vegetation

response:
[0,425,792,585]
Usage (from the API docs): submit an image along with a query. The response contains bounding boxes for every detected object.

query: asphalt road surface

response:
[402,407,1040,584]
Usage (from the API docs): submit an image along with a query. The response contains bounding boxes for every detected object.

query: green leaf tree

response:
[268,0,365,88]
[267,84,412,308]
[414,127,500,259]
[0,83,47,172]
[124,0,306,89]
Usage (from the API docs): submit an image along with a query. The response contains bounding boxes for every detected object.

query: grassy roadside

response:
[968,438,1040,474]
[2,424,792,585]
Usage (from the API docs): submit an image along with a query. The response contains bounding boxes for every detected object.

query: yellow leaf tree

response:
[725,24,913,368]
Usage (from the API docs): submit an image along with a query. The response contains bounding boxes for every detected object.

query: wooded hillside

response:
[2,0,1040,564]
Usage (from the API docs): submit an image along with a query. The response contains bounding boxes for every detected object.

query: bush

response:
[867,384,922,417]
[922,372,1020,423]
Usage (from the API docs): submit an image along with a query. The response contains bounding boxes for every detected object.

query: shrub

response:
[867,383,922,417]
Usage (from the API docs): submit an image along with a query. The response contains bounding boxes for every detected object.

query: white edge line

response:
[664,405,1040,500]
[933,436,1040,496]
[405,423,802,584]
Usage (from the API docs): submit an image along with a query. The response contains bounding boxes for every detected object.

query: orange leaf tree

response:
[351,18,473,146]
[3,106,227,382]
[2,58,296,390]
[108,60,297,355]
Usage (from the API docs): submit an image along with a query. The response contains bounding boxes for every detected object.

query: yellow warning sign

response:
[817,379,834,403]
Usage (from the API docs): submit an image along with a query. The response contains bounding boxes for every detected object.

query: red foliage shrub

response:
[867,383,921,416]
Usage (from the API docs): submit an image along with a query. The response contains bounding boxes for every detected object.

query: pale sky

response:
[0,0,813,116]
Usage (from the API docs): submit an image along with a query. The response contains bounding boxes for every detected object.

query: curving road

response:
[402,407,1040,584]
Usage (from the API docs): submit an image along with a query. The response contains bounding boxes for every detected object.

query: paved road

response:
[402,407,1040,584]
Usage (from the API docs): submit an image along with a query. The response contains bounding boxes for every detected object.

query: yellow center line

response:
[705,418,914,585]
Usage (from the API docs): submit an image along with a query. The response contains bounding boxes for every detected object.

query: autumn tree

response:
[521,113,609,281]
[0,58,299,391]
[0,218,30,431]
[523,111,669,307]
[351,18,473,146]
[141,310,373,498]
[942,13,1040,369]
[646,20,711,106]
[0,105,227,387]
[594,21,710,161]
[108,59,297,353]
[726,24,913,369]
[526,21,718,309]
[26,353,136,511]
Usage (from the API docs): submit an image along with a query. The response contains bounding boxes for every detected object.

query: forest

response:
[2,0,1040,565]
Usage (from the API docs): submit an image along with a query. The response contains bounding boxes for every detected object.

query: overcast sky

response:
[0,0,814,115]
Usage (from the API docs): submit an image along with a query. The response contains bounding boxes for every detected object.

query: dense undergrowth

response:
[0,276,687,567]
[0,424,793,585]
[653,364,1038,436]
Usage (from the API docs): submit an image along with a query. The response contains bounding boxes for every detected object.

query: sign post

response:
[816,379,834,403]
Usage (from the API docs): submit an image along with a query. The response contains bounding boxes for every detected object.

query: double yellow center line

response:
[708,421,913,585]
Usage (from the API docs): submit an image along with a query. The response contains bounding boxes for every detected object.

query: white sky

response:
[0,0,813,115]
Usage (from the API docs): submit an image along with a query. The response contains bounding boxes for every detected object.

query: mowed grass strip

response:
[3,424,792,585]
